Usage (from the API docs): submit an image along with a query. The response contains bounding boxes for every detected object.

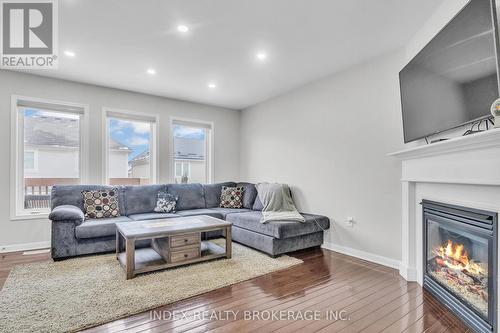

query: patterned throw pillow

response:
[220,186,244,208]
[82,189,120,219]
[154,191,177,213]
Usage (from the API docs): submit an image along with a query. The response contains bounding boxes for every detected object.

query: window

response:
[24,151,37,170]
[104,109,157,185]
[12,97,87,216]
[175,161,191,179]
[171,119,212,184]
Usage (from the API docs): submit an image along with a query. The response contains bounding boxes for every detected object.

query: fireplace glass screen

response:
[426,219,489,319]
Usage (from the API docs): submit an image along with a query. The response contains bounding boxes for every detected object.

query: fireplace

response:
[423,200,497,333]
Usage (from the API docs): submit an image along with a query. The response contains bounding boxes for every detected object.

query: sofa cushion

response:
[128,212,180,221]
[122,185,167,215]
[237,182,258,209]
[203,182,236,208]
[75,216,132,239]
[225,211,330,239]
[208,208,252,219]
[168,184,206,210]
[176,209,223,219]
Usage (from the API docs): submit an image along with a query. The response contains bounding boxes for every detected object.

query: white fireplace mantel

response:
[389,128,500,283]
[390,128,500,186]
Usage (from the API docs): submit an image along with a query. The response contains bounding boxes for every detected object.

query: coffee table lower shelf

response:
[118,241,228,277]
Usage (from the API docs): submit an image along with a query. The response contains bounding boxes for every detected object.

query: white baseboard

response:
[399,264,418,282]
[322,241,401,270]
[0,241,50,253]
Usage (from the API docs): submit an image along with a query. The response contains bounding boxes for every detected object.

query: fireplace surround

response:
[390,128,500,333]
[423,200,497,333]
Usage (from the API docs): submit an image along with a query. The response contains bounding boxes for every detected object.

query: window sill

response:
[10,213,50,221]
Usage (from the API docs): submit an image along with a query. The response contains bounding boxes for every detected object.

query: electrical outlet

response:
[345,217,354,228]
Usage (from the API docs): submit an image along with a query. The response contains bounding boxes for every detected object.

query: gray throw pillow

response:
[237,182,258,209]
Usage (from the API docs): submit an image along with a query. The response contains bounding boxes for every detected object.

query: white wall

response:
[240,50,406,261]
[0,70,240,250]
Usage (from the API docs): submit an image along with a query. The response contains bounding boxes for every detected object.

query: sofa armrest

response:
[49,205,85,224]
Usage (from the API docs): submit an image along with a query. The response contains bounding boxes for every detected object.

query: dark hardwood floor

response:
[0,247,472,332]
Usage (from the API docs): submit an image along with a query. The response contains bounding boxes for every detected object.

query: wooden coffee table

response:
[115,215,232,279]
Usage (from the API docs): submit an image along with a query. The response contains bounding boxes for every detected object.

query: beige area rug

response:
[0,241,302,333]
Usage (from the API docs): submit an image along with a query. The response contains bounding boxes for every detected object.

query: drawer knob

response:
[184,239,188,242]
[184,254,188,258]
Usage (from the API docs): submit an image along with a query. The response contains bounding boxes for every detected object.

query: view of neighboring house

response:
[24,114,81,181]
[24,114,131,193]
[127,149,150,182]
[25,114,207,192]
[128,136,207,184]
[173,136,207,183]
[108,140,132,179]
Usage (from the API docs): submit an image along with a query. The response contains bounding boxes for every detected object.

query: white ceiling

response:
[20,0,443,109]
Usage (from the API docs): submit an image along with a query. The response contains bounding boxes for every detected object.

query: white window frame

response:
[10,95,89,219]
[170,117,214,184]
[102,107,159,185]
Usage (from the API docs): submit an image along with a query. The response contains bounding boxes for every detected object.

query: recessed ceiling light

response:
[147,68,156,75]
[64,50,76,57]
[177,25,189,33]
[256,52,267,61]
[207,82,217,89]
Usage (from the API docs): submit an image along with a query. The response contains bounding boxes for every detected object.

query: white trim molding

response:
[322,241,401,270]
[389,129,500,187]
[389,127,500,160]
[0,241,50,253]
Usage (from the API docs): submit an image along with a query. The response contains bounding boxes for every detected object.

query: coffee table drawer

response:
[171,247,200,263]
[171,233,200,248]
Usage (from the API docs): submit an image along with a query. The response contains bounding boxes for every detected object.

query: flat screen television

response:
[399,0,500,143]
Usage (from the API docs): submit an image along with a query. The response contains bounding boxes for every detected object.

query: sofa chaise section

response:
[225,211,330,256]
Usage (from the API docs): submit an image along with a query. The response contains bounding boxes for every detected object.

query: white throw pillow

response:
[154,191,177,213]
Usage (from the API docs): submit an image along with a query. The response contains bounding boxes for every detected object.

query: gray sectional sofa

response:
[49,182,330,260]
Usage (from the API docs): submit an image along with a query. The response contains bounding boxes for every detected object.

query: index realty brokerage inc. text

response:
[150,309,350,321]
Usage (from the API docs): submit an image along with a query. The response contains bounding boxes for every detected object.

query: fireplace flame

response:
[437,240,484,275]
